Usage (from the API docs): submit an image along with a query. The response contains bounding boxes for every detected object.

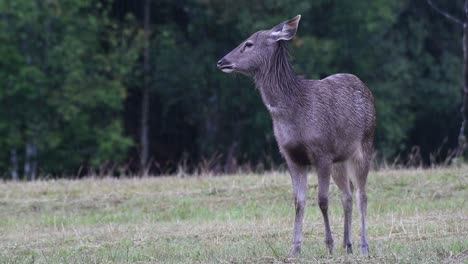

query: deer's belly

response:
[273,123,314,166]
[283,143,311,166]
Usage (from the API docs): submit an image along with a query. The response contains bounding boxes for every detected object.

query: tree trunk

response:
[10,148,19,181]
[458,1,468,157]
[140,0,151,173]
[30,144,38,181]
[458,21,468,157]
[24,144,31,180]
[427,0,468,158]
[24,143,37,180]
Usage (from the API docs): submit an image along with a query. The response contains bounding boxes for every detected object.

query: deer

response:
[217,15,376,257]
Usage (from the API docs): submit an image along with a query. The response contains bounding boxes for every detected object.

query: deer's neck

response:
[254,42,304,110]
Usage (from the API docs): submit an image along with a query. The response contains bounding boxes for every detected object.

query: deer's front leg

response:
[287,160,308,257]
[317,159,334,254]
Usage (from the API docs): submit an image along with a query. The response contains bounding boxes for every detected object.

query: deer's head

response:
[217,15,301,76]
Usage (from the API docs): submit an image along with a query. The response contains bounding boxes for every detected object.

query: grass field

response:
[0,167,467,263]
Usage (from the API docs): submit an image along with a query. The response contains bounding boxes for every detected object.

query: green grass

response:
[0,167,467,263]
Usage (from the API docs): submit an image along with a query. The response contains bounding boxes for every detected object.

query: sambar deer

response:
[217,15,376,256]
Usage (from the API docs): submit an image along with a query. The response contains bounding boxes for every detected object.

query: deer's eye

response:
[245,41,253,48]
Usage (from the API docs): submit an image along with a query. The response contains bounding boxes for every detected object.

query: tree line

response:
[0,0,466,178]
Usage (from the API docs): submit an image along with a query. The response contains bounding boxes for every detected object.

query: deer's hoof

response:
[359,244,369,255]
[345,243,353,254]
[289,245,301,258]
[325,239,334,255]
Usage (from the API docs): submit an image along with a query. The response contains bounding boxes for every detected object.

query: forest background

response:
[0,0,466,178]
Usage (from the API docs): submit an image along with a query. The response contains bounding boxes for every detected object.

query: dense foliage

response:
[0,0,465,177]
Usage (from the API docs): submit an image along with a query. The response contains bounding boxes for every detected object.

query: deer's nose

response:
[217,58,229,68]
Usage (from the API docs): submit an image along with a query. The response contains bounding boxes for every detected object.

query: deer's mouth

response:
[220,65,235,73]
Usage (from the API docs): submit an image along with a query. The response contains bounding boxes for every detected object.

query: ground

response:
[0,167,467,263]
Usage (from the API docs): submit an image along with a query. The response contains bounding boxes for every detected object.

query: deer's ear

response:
[271,15,301,41]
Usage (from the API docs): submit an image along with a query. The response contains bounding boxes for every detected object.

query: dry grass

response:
[0,167,467,263]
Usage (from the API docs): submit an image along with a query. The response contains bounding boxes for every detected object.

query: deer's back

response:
[274,73,375,164]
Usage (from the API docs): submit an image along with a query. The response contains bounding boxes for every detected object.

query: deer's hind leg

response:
[332,162,353,254]
[346,144,372,255]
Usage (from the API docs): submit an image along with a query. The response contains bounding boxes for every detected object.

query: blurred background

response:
[0,0,466,179]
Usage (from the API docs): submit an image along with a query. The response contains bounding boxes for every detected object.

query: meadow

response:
[0,167,467,263]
